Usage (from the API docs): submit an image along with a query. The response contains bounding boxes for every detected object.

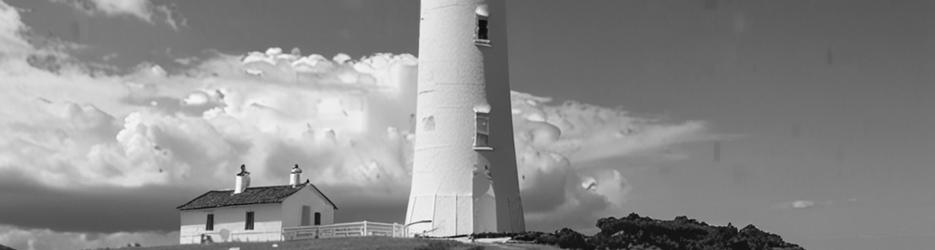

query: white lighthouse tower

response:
[405,0,525,236]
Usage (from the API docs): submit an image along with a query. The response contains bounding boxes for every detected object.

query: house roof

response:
[176,182,338,211]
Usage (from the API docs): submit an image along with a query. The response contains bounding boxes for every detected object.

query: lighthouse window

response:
[474,112,492,150]
[477,18,489,40]
[475,15,490,46]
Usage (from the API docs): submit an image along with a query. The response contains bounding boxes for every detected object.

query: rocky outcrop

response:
[507,213,804,250]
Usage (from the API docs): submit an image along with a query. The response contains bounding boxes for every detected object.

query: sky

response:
[0,0,933,249]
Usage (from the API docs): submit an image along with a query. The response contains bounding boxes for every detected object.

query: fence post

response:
[362,221,368,236]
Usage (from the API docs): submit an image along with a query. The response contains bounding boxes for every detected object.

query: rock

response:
[511,213,804,250]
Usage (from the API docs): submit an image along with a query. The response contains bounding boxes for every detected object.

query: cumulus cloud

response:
[775,199,836,210]
[511,92,709,164]
[0,0,713,241]
[154,4,186,31]
[52,0,186,30]
[0,225,176,250]
[0,1,30,60]
[511,93,707,229]
[1,47,420,191]
[792,200,816,209]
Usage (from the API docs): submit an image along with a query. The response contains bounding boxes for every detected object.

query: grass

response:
[132,236,555,250]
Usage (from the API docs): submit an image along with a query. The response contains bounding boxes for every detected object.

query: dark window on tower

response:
[475,15,490,46]
[314,212,322,225]
[301,206,311,226]
[474,112,492,150]
[477,18,488,40]
[245,211,255,230]
[205,214,214,231]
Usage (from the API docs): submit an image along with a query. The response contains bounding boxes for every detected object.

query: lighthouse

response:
[405,0,525,236]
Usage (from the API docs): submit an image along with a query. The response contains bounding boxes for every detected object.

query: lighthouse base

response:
[405,193,498,237]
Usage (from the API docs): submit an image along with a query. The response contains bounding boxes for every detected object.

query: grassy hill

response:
[129,237,550,250]
[121,213,800,250]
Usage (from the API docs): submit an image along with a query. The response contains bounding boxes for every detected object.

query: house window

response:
[301,206,311,226]
[314,212,322,225]
[474,111,492,150]
[205,214,214,231]
[475,15,490,46]
[245,211,255,230]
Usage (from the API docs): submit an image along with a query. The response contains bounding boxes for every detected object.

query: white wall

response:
[179,204,283,244]
[281,186,335,228]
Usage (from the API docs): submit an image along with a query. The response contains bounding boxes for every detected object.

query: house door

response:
[314,212,321,225]
[301,206,311,226]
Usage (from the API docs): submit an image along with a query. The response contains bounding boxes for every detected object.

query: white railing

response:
[282,221,407,240]
[195,230,283,244]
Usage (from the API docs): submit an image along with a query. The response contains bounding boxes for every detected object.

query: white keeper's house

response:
[176,164,337,244]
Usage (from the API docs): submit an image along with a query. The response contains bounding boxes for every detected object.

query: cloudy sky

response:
[0,0,933,249]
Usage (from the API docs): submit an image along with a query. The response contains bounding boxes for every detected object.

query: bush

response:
[554,228,590,250]
[511,213,804,250]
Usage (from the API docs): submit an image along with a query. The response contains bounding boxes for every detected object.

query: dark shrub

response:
[512,231,544,242]
[554,228,591,250]
[520,213,804,250]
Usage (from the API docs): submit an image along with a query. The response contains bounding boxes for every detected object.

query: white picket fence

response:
[282,221,407,240]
